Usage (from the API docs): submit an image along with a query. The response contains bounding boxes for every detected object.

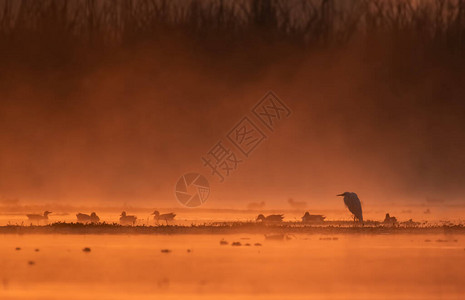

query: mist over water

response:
[2,49,464,209]
[0,0,464,211]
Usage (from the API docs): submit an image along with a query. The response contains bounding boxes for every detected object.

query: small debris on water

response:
[35,249,40,252]
[245,243,251,246]
[15,247,21,251]
[220,239,228,245]
[232,242,242,246]
[157,277,170,288]
[161,249,172,253]
[265,234,285,240]
[82,247,91,252]
[28,261,35,266]
[254,243,262,247]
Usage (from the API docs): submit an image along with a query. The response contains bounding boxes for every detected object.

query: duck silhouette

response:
[76,212,100,223]
[26,211,51,223]
[383,213,398,225]
[256,214,284,222]
[152,210,176,224]
[119,211,137,225]
[301,212,326,223]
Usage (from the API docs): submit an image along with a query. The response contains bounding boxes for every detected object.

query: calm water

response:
[1,233,464,299]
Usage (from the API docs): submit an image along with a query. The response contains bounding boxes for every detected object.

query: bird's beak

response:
[336,193,344,196]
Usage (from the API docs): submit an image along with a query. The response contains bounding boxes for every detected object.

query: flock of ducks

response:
[255,212,326,223]
[24,192,366,225]
[25,209,400,226]
[26,210,327,225]
[119,210,177,225]
[26,210,177,225]
[23,192,371,226]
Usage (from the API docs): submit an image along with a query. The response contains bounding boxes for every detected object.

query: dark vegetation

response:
[0,221,464,235]
[1,0,465,48]
[1,0,465,72]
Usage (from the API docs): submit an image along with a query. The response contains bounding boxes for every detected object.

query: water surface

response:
[1,233,464,299]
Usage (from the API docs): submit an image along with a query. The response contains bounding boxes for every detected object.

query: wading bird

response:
[256,214,284,222]
[152,210,176,224]
[119,211,137,225]
[26,211,51,223]
[301,212,326,223]
[337,192,363,224]
[76,212,100,223]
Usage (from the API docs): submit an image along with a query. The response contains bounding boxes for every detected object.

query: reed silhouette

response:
[2,0,465,50]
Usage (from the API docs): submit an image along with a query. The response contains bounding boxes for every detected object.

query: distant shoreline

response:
[1,222,464,235]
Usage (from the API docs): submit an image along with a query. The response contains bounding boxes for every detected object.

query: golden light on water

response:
[1,233,465,299]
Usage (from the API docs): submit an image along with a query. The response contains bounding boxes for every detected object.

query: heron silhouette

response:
[337,192,363,224]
